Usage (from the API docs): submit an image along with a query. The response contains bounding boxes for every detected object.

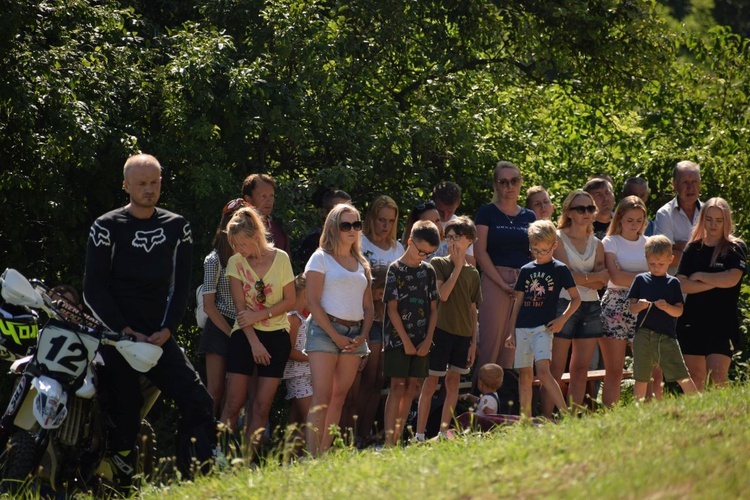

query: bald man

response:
[84,154,215,488]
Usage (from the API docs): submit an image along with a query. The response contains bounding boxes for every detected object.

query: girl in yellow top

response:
[220,207,295,457]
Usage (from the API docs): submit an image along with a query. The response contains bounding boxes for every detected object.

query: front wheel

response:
[136,419,157,483]
[0,429,41,494]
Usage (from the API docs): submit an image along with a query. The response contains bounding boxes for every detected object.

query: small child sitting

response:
[454,364,534,430]
[461,363,504,415]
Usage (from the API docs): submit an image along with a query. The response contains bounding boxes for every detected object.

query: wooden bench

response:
[532,369,634,387]
[383,369,634,395]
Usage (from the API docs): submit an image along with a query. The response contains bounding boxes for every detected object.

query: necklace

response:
[501,206,521,225]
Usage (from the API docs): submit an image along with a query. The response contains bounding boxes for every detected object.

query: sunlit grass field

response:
[140,383,750,499]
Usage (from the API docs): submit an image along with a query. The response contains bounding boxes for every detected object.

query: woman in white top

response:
[600,196,649,407]
[546,190,608,416]
[305,203,374,456]
[355,195,403,443]
[361,195,405,268]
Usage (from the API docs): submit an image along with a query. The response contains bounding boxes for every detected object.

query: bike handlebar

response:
[29,280,132,342]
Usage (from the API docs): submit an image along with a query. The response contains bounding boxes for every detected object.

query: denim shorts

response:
[555,300,604,340]
[514,325,553,369]
[305,317,370,356]
[368,320,384,344]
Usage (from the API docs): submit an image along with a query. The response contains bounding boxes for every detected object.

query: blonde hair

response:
[557,190,595,233]
[225,206,272,258]
[478,363,504,392]
[689,197,744,267]
[293,273,307,292]
[491,161,521,203]
[644,235,673,258]
[320,203,369,271]
[527,219,557,246]
[363,195,400,248]
[606,196,648,237]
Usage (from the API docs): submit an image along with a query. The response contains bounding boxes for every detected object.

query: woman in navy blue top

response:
[474,161,536,385]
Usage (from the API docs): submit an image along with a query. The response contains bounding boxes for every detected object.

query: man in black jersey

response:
[84,154,215,487]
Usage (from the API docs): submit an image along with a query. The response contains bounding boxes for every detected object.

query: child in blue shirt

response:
[628,235,698,400]
[506,220,581,417]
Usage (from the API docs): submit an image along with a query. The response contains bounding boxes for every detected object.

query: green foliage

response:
[2,0,750,457]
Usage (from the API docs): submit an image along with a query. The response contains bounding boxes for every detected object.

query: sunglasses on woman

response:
[222,198,248,215]
[495,177,522,188]
[569,205,597,214]
[339,220,363,232]
[414,200,436,212]
[255,279,266,304]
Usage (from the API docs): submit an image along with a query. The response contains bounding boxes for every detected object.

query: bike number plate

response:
[35,322,99,377]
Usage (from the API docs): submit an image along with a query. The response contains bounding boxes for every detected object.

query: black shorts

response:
[226,328,291,378]
[198,314,233,357]
[677,321,734,358]
[428,328,472,376]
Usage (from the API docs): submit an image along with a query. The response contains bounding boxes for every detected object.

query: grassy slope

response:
[143,385,750,499]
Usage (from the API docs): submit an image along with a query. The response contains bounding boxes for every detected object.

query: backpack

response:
[195,284,208,328]
[197,255,223,329]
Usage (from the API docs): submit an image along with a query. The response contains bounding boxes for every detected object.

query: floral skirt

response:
[600,288,636,342]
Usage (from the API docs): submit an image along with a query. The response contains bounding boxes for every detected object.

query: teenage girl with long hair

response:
[676,197,747,389]
[220,207,295,457]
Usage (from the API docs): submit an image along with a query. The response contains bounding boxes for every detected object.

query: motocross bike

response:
[0,268,163,494]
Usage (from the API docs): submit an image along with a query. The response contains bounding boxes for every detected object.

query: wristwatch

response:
[267,307,273,319]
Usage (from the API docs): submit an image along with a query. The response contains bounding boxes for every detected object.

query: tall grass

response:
[139,383,750,499]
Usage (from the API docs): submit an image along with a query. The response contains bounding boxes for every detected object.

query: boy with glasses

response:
[383,220,441,444]
[505,220,581,417]
[415,216,482,440]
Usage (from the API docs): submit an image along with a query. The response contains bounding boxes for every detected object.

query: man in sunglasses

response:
[84,154,216,489]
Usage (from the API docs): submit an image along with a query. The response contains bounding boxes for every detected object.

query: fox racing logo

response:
[182,223,193,244]
[89,222,111,247]
[132,229,166,252]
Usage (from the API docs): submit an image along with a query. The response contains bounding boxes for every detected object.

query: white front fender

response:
[31,375,68,429]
